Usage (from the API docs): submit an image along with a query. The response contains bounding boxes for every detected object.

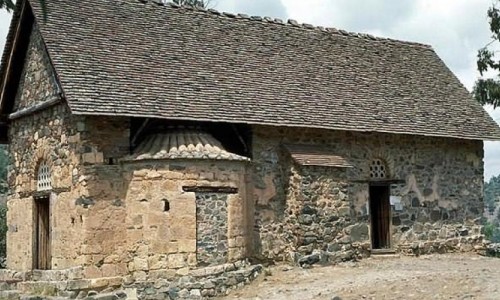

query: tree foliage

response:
[0,0,14,11]
[0,0,47,21]
[485,175,500,214]
[474,2,500,108]
[484,175,500,243]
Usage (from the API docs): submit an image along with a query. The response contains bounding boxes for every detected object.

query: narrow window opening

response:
[163,199,170,212]
[369,159,387,179]
[37,161,52,191]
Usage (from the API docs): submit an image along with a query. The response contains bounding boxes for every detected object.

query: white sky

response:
[0,0,500,180]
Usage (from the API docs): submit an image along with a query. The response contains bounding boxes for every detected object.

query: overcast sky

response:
[0,0,500,180]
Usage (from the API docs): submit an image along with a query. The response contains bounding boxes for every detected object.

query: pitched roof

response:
[284,144,352,168]
[2,0,500,141]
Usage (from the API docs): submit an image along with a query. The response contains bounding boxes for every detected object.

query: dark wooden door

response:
[369,185,391,249]
[34,197,51,270]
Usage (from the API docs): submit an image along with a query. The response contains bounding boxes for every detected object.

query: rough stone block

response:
[133,257,148,271]
[100,264,122,278]
[95,152,104,164]
[89,278,109,289]
[187,253,197,266]
[176,267,190,276]
[148,255,167,270]
[148,269,176,280]
[83,266,102,279]
[66,279,91,291]
[82,152,96,164]
[178,239,196,253]
[167,254,187,269]
[133,271,147,282]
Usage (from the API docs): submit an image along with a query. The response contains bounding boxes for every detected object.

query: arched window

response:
[369,158,387,179]
[37,161,52,191]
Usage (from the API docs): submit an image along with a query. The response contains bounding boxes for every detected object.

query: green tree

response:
[485,175,500,216]
[0,0,14,11]
[475,1,500,108]
[1,0,47,21]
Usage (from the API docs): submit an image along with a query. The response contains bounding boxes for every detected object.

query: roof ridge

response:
[142,0,432,49]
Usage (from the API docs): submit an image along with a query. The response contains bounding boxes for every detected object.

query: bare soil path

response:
[218,254,500,300]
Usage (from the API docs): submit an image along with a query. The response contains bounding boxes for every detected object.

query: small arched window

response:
[369,158,387,179]
[37,161,52,191]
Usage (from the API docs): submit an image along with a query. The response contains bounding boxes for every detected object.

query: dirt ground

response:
[218,254,500,300]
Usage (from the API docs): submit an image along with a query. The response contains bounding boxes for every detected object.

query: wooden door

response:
[369,185,391,249]
[34,197,51,270]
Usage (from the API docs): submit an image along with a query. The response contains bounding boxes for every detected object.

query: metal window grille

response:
[37,162,52,191]
[369,159,387,179]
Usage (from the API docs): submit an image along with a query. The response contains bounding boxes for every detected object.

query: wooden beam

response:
[8,96,61,120]
[350,179,406,185]
[0,0,28,111]
[131,118,150,147]
[182,186,238,194]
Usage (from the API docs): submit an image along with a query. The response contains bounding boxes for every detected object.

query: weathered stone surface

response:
[14,25,60,111]
[486,243,500,257]
[251,126,484,261]
[298,254,320,267]
[196,193,229,266]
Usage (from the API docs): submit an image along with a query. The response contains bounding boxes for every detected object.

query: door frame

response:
[368,182,392,251]
[33,194,51,270]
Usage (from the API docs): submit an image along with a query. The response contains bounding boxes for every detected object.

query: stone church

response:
[0,0,500,298]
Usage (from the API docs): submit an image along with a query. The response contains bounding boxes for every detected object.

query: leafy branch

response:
[474,2,500,108]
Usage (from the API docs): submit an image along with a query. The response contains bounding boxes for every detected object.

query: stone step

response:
[0,280,22,291]
[370,248,400,259]
[0,289,21,300]
[371,248,396,254]
[17,281,60,295]
[20,296,69,300]
[370,253,401,259]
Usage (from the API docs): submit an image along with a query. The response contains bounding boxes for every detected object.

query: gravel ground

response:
[218,254,500,300]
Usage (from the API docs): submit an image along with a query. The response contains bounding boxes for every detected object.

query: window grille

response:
[369,159,387,179]
[37,162,52,191]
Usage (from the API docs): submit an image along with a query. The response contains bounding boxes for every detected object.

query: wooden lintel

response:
[19,187,70,199]
[350,179,406,185]
[182,186,238,194]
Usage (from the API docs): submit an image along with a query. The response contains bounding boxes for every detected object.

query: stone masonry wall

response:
[118,160,250,282]
[6,22,91,271]
[7,104,88,271]
[70,116,131,278]
[72,151,251,282]
[196,192,229,267]
[14,24,60,111]
[8,98,253,281]
[251,126,484,262]
[5,29,486,283]
[287,164,369,262]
